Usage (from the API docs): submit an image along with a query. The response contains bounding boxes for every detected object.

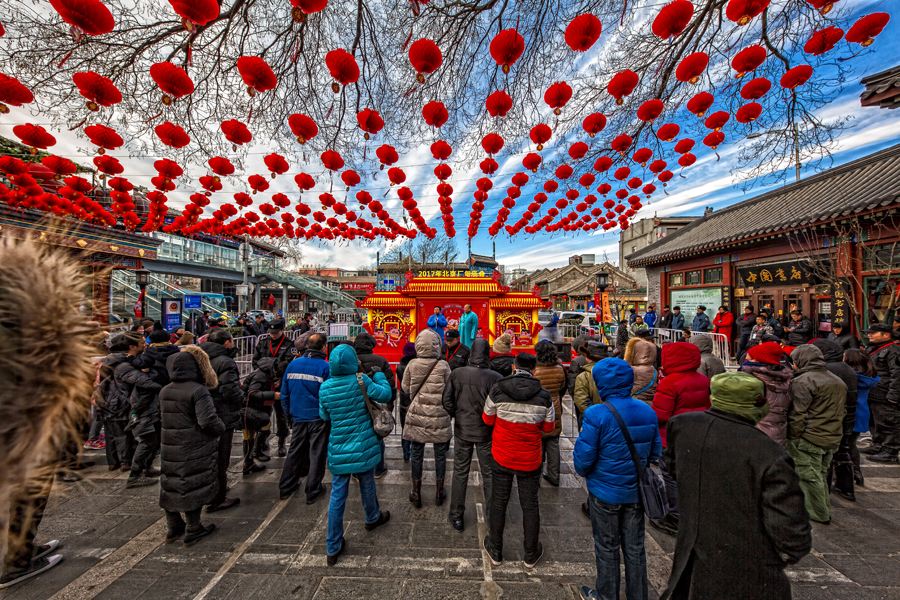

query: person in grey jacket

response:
[670,306,685,332]
[402,329,453,508]
[692,335,725,379]
[442,339,502,531]
[691,306,711,333]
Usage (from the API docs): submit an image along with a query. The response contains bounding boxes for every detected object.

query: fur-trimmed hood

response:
[624,337,657,366]
[168,344,218,388]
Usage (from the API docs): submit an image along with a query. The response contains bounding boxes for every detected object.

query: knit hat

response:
[746,341,784,365]
[493,333,512,354]
[710,372,768,423]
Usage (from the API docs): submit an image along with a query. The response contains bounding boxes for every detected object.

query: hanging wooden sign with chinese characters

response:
[737,260,817,287]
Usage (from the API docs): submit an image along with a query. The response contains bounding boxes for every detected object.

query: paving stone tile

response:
[821,554,900,588]
[206,573,322,599]
[312,576,403,599]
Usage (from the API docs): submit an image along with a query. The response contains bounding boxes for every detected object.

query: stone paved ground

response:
[3,411,899,600]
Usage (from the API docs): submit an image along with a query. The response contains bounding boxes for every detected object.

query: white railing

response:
[647,328,734,367]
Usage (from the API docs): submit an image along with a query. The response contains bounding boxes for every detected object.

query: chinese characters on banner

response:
[833,284,850,326]
[417,269,487,278]
[737,260,816,287]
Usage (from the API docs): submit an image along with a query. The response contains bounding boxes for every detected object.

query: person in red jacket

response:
[713,305,735,354]
[482,353,554,569]
[650,342,711,536]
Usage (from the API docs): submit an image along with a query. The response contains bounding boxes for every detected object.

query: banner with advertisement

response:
[670,288,722,316]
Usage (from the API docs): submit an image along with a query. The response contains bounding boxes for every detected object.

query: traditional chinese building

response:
[357,269,548,361]
[626,144,900,335]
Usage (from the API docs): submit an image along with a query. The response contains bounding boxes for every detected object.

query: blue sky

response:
[1,0,898,271]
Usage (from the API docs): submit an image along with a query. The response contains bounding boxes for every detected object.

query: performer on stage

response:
[459,304,479,349]
[427,306,448,342]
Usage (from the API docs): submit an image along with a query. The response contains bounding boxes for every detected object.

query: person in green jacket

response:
[318,343,393,565]
[458,304,479,349]
[787,345,847,524]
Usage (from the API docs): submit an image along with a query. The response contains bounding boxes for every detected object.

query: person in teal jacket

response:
[458,304,479,349]
[318,343,393,565]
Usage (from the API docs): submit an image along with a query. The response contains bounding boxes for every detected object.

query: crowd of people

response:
[3,301,899,599]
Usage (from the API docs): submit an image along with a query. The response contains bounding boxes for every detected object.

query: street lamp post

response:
[134,268,150,320]
[595,270,609,343]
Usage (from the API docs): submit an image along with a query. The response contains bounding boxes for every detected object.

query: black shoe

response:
[183,524,216,547]
[374,468,388,479]
[108,463,122,472]
[120,464,131,472]
[449,514,464,532]
[811,518,831,525]
[853,466,865,487]
[306,486,325,505]
[277,441,287,458]
[542,474,560,487]
[144,466,161,477]
[126,476,158,489]
[0,555,63,589]
[579,585,597,600]
[868,449,899,464]
[326,539,345,567]
[860,445,883,456]
[524,543,544,569]
[255,452,271,462]
[206,497,240,512]
[364,510,391,532]
[482,536,502,566]
[243,462,266,475]
[165,528,185,544]
[833,488,856,502]
[279,485,299,501]
[33,540,61,560]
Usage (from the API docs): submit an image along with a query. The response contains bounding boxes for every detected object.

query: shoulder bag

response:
[603,402,670,520]
[358,373,396,438]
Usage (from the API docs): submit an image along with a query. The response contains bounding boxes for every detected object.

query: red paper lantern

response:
[387,167,406,185]
[408,39,442,82]
[649,159,667,173]
[582,112,607,137]
[704,110,730,131]
[376,144,399,166]
[636,99,664,122]
[686,91,714,117]
[481,133,505,156]
[41,155,77,176]
[341,170,361,188]
[264,153,290,176]
[522,152,542,172]
[50,0,115,36]
[237,56,277,95]
[555,164,574,179]
[611,133,633,154]
[290,0,328,21]
[594,156,612,172]
[674,138,695,154]
[544,81,572,115]
[168,0,220,29]
[731,45,766,77]
[83,123,122,152]
[653,0,694,39]
[529,123,552,150]
[658,170,674,184]
[431,140,452,160]
[93,155,122,175]
[486,90,513,117]
[489,29,525,73]
[740,77,771,100]
[295,172,316,190]
[735,102,762,124]
[678,153,697,168]
[288,113,318,144]
[208,156,234,176]
[325,48,360,91]
[579,173,596,188]
[248,174,270,193]
[565,14,602,52]
[154,158,183,179]
[804,26,844,56]
[356,108,384,139]
[633,147,653,165]
[725,0,770,26]
[703,131,725,149]
[72,71,122,110]
[0,73,34,113]
[422,100,449,128]
[13,123,56,150]
[614,166,630,180]
[543,180,558,193]
[845,13,890,47]
[627,177,642,190]
[569,141,589,160]
[675,52,708,84]
[434,164,452,180]
[480,158,499,174]
[321,149,345,171]
[607,69,639,105]
[149,62,194,104]
[656,122,680,142]
[806,0,836,15]
[780,65,813,90]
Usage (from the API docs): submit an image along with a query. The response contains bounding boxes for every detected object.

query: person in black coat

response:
[442,329,471,370]
[736,305,756,360]
[200,330,244,511]
[159,345,224,546]
[442,338,503,531]
[354,332,396,477]
[241,357,279,475]
[251,319,293,457]
[396,342,416,463]
[811,339,859,501]
[826,323,858,352]
[96,333,146,471]
[785,310,814,346]
[663,372,811,600]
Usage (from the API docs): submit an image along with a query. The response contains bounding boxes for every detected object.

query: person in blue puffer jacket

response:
[574,358,662,600]
[318,342,393,566]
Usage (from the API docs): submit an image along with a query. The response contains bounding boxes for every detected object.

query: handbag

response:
[358,373,395,438]
[603,402,671,521]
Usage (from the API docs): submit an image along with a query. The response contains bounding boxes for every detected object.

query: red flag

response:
[133,287,145,318]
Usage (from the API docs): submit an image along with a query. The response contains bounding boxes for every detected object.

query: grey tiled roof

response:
[861,65,900,109]
[627,144,900,267]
